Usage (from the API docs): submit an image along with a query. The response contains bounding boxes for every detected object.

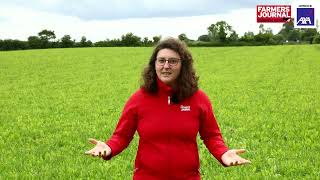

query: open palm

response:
[85,138,111,158]
[221,149,251,166]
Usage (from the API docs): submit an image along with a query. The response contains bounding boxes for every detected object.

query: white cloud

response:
[2,0,292,20]
[1,0,319,42]
[0,6,286,42]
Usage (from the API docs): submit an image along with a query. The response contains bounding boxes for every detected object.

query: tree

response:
[254,26,273,44]
[271,34,285,44]
[312,34,320,44]
[78,36,92,47]
[60,35,74,48]
[178,33,189,42]
[197,34,210,42]
[153,36,161,44]
[259,24,265,34]
[38,29,56,41]
[287,29,301,41]
[207,24,218,41]
[121,32,141,46]
[228,30,239,42]
[301,29,317,43]
[254,32,273,44]
[142,37,152,46]
[28,36,41,49]
[0,39,28,50]
[38,29,56,48]
[240,31,255,42]
[278,18,294,40]
[208,21,234,42]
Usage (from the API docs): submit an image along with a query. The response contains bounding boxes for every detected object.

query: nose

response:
[163,60,170,68]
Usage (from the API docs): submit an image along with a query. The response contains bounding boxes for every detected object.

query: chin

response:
[160,78,173,85]
[162,80,171,84]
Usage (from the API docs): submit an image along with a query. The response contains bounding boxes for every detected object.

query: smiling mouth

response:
[162,72,172,76]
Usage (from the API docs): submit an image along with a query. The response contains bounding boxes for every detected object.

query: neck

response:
[166,81,177,90]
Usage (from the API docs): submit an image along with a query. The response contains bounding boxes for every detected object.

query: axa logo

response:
[297,17,312,25]
[180,105,191,112]
[296,7,315,27]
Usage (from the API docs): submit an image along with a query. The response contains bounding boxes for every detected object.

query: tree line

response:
[0,19,319,51]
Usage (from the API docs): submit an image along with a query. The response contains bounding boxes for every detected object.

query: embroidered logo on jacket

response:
[180,105,191,111]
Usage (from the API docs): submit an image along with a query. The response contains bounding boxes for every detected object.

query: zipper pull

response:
[168,96,171,105]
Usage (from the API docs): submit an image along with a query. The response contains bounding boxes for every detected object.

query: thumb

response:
[88,138,98,145]
[235,149,246,154]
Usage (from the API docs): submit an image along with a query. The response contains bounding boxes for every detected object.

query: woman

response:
[85,38,250,179]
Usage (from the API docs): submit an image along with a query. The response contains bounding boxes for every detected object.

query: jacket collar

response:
[156,77,175,96]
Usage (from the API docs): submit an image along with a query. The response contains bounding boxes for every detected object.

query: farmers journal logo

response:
[257,5,291,23]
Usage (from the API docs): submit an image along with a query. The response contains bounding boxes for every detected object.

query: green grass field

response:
[0,45,319,179]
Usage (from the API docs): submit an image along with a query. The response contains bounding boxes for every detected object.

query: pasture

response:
[0,45,319,179]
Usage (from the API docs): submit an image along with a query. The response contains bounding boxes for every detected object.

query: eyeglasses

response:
[156,57,181,66]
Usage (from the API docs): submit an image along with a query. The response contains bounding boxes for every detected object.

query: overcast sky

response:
[0,0,318,42]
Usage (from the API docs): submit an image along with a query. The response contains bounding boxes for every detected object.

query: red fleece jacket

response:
[105,78,229,180]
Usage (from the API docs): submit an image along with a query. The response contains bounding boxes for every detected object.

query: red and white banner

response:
[257,5,291,23]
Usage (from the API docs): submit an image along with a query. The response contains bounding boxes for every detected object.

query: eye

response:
[157,58,166,64]
[168,58,179,64]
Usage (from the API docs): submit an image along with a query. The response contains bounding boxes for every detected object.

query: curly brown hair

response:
[141,37,199,103]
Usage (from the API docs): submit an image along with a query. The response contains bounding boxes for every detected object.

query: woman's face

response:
[155,48,182,87]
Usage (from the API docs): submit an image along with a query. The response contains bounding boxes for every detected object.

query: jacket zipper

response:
[167,95,171,178]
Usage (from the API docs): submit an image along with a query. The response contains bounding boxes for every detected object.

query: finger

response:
[241,159,251,164]
[98,151,102,157]
[235,149,246,154]
[235,156,251,164]
[85,150,92,155]
[88,138,98,145]
[232,160,239,166]
[235,157,250,165]
[240,160,251,165]
[85,148,95,155]
[93,152,99,157]
[103,150,107,157]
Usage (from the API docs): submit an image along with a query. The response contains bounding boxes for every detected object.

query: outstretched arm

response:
[198,91,250,167]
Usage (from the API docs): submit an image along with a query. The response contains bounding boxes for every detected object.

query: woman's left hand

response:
[221,149,251,166]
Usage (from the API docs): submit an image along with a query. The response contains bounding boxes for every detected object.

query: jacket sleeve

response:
[103,93,138,160]
[198,91,229,166]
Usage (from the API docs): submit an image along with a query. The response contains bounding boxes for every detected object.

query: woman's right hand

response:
[85,138,111,158]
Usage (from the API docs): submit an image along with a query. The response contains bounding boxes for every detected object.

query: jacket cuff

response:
[102,141,115,160]
[217,148,229,167]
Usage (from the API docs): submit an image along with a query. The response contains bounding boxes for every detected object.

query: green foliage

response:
[300,29,318,43]
[287,29,301,41]
[207,21,233,42]
[198,35,210,42]
[121,32,141,46]
[28,36,41,49]
[76,36,93,47]
[178,33,189,42]
[152,36,161,44]
[142,37,153,46]
[240,32,255,42]
[38,29,56,49]
[312,34,320,44]
[0,39,28,50]
[0,46,319,179]
[0,20,319,51]
[38,29,56,41]
[60,35,75,48]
